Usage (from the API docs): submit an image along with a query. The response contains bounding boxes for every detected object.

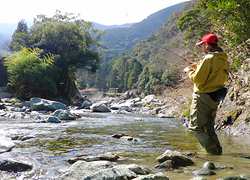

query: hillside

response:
[100,2,186,61]
[78,1,193,92]
[93,22,134,31]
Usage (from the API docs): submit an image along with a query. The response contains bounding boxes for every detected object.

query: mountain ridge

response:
[100,2,186,60]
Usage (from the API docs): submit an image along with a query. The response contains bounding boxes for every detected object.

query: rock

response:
[61,159,154,180]
[240,174,250,179]
[156,150,194,167]
[141,94,159,104]
[203,161,215,170]
[0,103,5,109]
[113,165,138,179]
[133,172,170,180]
[157,113,174,118]
[192,168,216,176]
[190,177,208,180]
[50,109,76,120]
[82,99,92,109]
[120,91,131,100]
[11,135,36,141]
[115,164,149,175]
[0,138,15,153]
[120,136,137,141]
[154,160,174,169]
[216,176,248,180]
[112,133,129,138]
[81,167,127,180]
[0,159,32,172]
[135,117,143,121]
[59,160,113,180]
[46,116,61,123]
[90,102,111,112]
[34,114,50,123]
[30,98,68,111]
[68,152,119,164]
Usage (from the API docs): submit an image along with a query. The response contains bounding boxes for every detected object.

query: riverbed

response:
[0,112,249,179]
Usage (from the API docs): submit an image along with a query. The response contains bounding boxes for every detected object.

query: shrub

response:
[4,47,59,99]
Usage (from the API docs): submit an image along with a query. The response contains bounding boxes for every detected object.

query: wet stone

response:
[192,168,216,176]
[0,159,32,172]
[156,150,194,167]
[216,176,248,180]
[203,161,216,170]
[154,160,174,169]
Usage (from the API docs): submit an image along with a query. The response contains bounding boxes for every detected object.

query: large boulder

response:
[156,150,194,167]
[60,160,113,180]
[0,138,15,153]
[81,99,92,109]
[80,167,127,180]
[30,98,68,111]
[68,152,119,164]
[60,160,154,180]
[133,172,170,180]
[50,109,76,120]
[192,168,216,176]
[141,94,163,106]
[90,102,111,112]
[0,159,32,172]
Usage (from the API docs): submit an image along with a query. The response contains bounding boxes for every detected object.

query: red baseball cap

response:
[196,34,218,46]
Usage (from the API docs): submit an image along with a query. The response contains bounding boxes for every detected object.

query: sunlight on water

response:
[0,113,249,179]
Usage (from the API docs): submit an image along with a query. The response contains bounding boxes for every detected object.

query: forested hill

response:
[100,2,186,61]
[107,1,197,94]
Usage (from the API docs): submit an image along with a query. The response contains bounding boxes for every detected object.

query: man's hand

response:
[183,67,190,74]
[189,62,197,69]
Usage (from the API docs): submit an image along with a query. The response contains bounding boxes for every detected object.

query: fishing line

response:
[163,48,191,64]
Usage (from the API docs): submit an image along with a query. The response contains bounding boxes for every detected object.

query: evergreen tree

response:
[118,58,128,91]
[138,66,150,94]
[127,61,142,89]
[123,72,129,91]
[109,69,119,88]
[11,19,30,52]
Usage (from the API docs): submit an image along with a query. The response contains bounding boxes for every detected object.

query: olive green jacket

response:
[187,47,230,93]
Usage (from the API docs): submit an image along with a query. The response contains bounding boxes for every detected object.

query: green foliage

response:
[10,11,104,102]
[11,20,30,52]
[177,0,250,72]
[182,98,192,118]
[4,47,59,99]
[109,69,119,88]
[202,0,250,46]
[105,1,196,94]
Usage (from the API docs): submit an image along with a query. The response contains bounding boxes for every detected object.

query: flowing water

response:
[0,112,250,179]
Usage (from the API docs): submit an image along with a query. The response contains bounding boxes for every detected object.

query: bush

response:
[4,47,59,99]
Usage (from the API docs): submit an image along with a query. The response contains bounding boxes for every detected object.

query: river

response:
[0,112,249,179]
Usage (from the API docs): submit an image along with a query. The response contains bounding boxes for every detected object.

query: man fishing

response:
[183,33,230,155]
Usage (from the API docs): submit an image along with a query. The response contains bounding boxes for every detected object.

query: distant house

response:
[109,88,119,94]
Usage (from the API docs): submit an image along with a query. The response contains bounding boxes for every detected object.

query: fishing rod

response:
[163,48,192,64]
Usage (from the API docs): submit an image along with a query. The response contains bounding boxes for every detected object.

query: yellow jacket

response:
[187,47,230,93]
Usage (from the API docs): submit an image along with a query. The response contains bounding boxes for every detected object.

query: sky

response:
[1,0,188,26]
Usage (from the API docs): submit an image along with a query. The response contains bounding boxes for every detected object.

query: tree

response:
[4,47,59,99]
[118,57,129,91]
[10,11,104,102]
[109,69,119,88]
[127,60,142,89]
[138,66,150,94]
[11,19,30,52]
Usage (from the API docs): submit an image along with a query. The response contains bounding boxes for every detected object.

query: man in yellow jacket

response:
[184,34,230,155]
